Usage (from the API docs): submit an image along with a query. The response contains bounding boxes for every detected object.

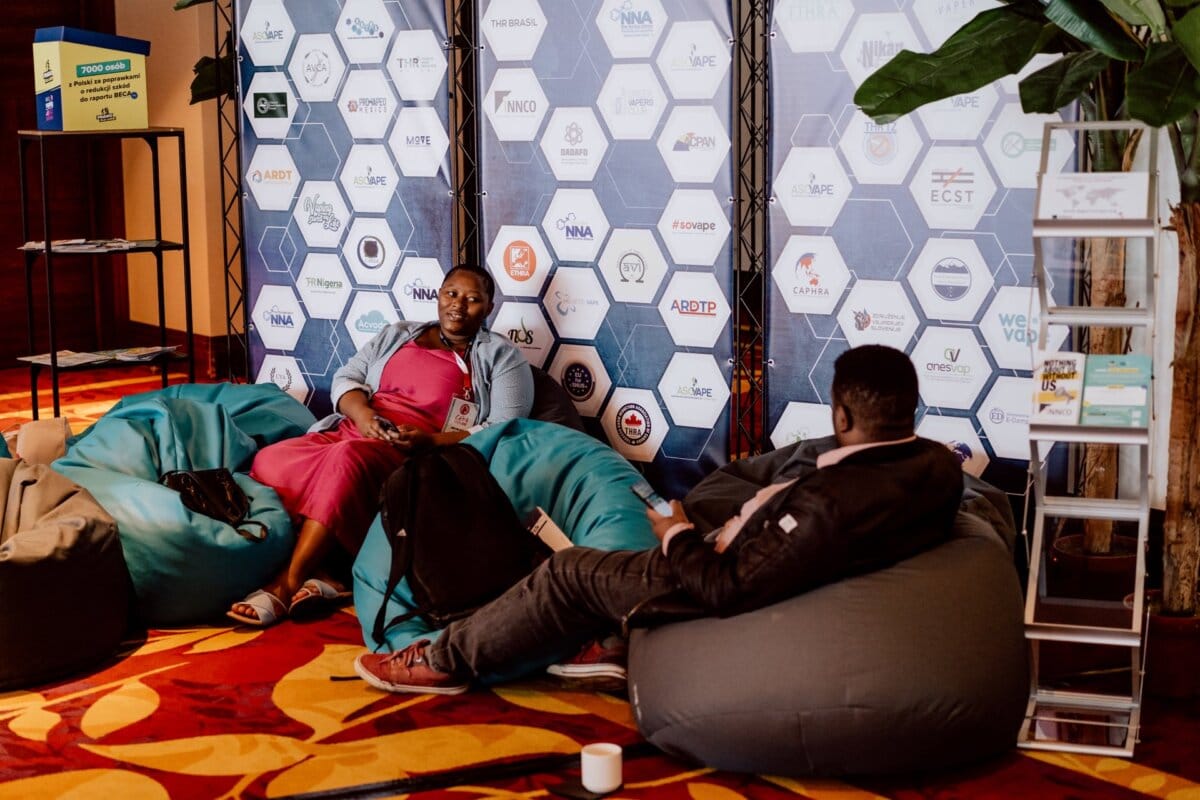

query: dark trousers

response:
[427,546,679,678]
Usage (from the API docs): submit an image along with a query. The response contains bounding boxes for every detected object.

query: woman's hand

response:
[353,412,399,442]
[390,424,433,452]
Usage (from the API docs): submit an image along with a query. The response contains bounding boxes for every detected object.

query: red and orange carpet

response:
[1,370,1199,798]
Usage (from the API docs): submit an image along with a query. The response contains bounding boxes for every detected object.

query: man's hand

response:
[647,499,690,541]
[391,424,433,452]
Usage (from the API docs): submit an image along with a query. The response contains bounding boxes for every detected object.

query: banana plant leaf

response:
[1018,51,1111,113]
[1127,41,1200,126]
[1044,0,1143,61]
[854,0,1048,122]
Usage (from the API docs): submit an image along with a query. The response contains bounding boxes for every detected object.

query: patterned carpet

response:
[2,370,1200,798]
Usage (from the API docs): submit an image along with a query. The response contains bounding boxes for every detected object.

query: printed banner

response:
[237,0,454,417]
[767,0,1073,485]
[477,0,736,496]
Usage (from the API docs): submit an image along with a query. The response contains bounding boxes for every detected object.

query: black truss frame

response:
[217,0,250,381]
[731,0,771,459]
[222,0,770,458]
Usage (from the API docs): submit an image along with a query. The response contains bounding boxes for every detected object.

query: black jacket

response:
[664,437,963,617]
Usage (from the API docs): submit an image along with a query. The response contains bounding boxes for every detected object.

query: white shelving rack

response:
[1018,120,1159,758]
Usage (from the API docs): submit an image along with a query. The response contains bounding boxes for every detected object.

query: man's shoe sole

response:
[546,664,628,680]
[354,655,469,695]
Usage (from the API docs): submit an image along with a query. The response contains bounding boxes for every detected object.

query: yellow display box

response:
[34,26,151,131]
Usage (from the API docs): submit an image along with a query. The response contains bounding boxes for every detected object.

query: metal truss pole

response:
[449,0,482,269]
[217,0,249,381]
[731,0,771,459]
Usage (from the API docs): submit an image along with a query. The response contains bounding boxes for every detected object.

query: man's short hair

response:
[831,345,918,439]
[445,264,496,303]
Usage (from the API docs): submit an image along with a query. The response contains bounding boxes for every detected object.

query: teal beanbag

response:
[53,383,316,625]
[354,419,658,675]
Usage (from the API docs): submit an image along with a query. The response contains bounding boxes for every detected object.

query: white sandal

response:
[226,589,287,627]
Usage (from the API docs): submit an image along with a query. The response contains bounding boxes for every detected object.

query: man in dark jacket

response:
[355,344,964,695]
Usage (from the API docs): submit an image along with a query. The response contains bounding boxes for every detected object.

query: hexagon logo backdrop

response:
[769,0,1075,487]
[239,0,454,421]
[479,0,735,497]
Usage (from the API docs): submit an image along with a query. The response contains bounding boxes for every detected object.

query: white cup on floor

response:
[580,742,622,794]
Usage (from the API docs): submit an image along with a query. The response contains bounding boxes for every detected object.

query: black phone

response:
[630,479,672,516]
[374,415,399,434]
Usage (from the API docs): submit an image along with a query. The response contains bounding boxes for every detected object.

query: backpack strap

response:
[371,450,427,646]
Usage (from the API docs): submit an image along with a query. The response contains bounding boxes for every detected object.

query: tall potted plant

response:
[854,0,1199,632]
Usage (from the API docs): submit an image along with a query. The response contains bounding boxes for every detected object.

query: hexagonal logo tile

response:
[337,70,395,140]
[483,68,549,142]
[341,216,401,286]
[256,354,311,406]
[385,29,448,102]
[338,144,397,213]
[912,0,1001,49]
[482,0,547,62]
[839,12,919,88]
[288,33,345,104]
[549,343,612,417]
[297,253,352,320]
[655,20,731,101]
[596,63,667,140]
[343,291,399,351]
[911,326,992,410]
[243,72,296,141]
[770,401,835,449]
[601,387,669,462]
[835,279,919,349]
[336,0,394,64]
[910,146,997,230]
[983,104,1074,190]
[252,283,306,351]
[657,271,731,348]
[905,237,992,322]
[837,110,921,185]
[656,106,730,184]
[595,0,667,59]
[246,144,300,212]
[773,146,851,229]
[542,188,610,263]
[773,0,852,54]
[916,85,998,141]
[771,235,851,316]
[917,413,990,477]
[656,189,731,267]
[391,257,445,322]
[387,106,450,178]
[240,0,295,67]
[491,301,554,368]
[658,353,729,429]
[598,228,668,304]
[539,107,609,182]
[978,285,1069,371]
[544,267,610,340]
[977,375,1033,461]
[292,181,350,248]
[486,225,553,298]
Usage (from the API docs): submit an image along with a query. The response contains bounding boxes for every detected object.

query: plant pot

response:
[1047,534,1139,601]
[1141,590,1200,700]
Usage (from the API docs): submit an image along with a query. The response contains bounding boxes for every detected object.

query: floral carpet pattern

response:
[1,606,1198,800]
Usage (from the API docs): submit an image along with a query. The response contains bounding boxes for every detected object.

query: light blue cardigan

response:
[310,320,534,433]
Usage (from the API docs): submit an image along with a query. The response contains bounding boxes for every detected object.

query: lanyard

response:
[439,329,474,400]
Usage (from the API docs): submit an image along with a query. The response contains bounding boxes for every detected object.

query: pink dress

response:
[250,342,465,550]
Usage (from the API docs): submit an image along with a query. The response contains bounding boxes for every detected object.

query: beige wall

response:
[116,0,224,338]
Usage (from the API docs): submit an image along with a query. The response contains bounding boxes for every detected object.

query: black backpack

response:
[371,443,549,646]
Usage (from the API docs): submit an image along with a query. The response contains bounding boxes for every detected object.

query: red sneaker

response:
[355,640,468,695]
[546,637,628,680]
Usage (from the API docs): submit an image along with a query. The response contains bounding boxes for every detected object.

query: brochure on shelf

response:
[1037,172,1150,221]
[1031,351,1085,425]
[1080,354,1152,427]
[18,345,178,367]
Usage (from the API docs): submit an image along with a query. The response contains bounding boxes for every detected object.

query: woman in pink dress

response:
[229,266,534,627]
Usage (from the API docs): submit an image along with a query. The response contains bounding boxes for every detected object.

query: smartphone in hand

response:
[374,415,399,435]
[630,479,673,517]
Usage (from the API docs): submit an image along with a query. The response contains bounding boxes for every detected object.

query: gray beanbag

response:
[0,459,130,689]
[628,506,1028,776]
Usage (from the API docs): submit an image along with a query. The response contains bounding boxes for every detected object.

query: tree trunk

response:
[1163,202,1200,616]
[1083,237,1126,554]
